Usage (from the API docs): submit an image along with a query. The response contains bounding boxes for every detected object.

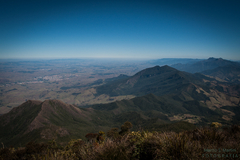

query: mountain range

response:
[171,57,240,74]
[96,65,205,97]
[0,58,240,147]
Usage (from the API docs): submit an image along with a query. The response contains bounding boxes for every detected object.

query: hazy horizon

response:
[0,57,238,63]
[1,0,240,60]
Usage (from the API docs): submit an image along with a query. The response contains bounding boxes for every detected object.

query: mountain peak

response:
[0,99,92,146]
[160,65,176,70]
[134,65,177,77]
[172,57,237,73]
[207,57,223,61]
[40,99,83,117]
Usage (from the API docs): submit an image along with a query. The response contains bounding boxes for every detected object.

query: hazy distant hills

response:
[171,57,240,74]
[148,58,203,66]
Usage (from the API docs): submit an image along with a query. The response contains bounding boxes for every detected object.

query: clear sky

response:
[0,0,240,60]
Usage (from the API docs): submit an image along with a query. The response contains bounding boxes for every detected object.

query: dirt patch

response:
[169,114,201,124]
[203,89,239,109]
[56,127,69,137]
[221,109,235,121]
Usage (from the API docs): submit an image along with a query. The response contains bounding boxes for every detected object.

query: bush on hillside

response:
[1,124,240,160]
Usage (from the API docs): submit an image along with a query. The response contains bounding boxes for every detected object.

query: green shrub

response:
[211,122,222,128]
[94,137,133,160]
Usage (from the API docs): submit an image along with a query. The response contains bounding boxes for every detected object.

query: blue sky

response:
[0,0,240,60]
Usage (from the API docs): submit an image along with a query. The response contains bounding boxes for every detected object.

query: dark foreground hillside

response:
[1,123,240,160]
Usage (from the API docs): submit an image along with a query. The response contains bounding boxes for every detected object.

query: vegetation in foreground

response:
[1,122,240,160]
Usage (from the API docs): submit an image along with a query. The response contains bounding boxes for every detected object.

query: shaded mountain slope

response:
[1,92,239,147]
[105,74,130,82]
[91,93,227,127]
[0,100,42,140]
[0,98,200,147]
[0,99,112,147]
[201,65,240,84]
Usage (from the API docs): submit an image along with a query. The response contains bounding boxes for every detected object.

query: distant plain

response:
[0,59,154,114]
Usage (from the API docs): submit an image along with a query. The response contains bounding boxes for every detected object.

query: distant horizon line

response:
[0,57,235,61]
